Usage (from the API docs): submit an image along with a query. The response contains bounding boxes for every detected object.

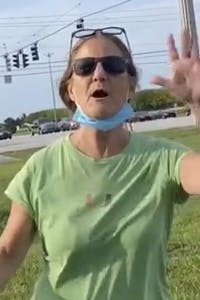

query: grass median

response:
[0,128,200,300]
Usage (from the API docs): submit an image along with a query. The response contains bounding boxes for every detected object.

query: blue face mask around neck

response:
[72,102,134,131]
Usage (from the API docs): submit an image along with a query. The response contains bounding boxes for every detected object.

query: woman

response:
[0,26,200,300]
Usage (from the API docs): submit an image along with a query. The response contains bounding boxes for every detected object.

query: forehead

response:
[74,36,124,59]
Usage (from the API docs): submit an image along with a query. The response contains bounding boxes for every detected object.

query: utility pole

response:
[47,53,57,124]
[178,0,199,50]
[178,0,200,126]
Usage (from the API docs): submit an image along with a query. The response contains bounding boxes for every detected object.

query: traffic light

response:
[76,18,84,29]
[22,53,29,68]
[12,54,20,68]
[4,54,11,71]
[30,44,39,61]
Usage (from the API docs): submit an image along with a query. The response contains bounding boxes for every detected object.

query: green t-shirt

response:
[5,133,190,300]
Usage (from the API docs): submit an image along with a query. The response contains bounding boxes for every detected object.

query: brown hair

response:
[59,34,138,112]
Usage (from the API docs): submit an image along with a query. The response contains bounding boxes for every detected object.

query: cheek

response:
[112,75,130,96]
[78,79,86,89]
[72,76,90,97]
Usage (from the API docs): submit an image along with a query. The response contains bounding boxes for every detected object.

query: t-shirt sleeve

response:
[4,158,35,217]
[166,142,192,204]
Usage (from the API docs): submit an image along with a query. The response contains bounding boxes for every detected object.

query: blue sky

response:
[0,0,199,122]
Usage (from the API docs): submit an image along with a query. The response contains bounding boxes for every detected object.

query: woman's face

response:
[68,36,133,119]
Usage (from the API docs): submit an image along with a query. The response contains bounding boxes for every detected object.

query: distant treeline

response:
[1,89,185,133]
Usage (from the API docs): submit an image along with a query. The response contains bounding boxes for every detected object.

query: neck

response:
[70,125,130,159]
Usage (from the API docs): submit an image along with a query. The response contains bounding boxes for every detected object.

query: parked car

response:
[58,121,71,131]
[40,122,60,134]
[133,111,153,122]
[148,111,163,120]
[58,120,80,131]
[0,130,12,140]
[161,111,176,119]
[132,110,177,122]
[70,121,79,130]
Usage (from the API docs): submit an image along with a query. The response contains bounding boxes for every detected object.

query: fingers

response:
[151,76,171,88]
[181,30,192,58]
[191,35,200,59]
[193,61,200,74]
[168,34,179,61]
[181,30,200,59]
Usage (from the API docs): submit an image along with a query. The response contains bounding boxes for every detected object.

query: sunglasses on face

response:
[73,56,135,76]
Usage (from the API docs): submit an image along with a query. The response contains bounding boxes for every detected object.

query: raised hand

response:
[152,31,200,106]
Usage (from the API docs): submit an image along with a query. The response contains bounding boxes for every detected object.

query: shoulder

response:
[26,137,67,173]
[128,133,190,166]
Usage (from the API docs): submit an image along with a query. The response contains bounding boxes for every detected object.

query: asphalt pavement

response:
[0,116,196,159]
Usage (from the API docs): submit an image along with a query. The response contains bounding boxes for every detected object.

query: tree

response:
[26,108,72,124]
[4,117,17,133]
[133,89,178,111]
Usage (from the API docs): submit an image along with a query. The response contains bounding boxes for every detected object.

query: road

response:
[0,115,196,155]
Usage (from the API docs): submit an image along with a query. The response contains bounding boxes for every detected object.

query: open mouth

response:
[91,89,109,98]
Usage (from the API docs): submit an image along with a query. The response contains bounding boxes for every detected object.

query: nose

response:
[92,62,107,81]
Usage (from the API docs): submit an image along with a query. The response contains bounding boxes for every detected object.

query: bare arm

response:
[180,152,200,195]
[0,202,36,292]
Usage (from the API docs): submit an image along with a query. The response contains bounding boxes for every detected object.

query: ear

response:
[68,79,76,103]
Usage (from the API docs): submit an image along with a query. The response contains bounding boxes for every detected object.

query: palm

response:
[152,31,200,105]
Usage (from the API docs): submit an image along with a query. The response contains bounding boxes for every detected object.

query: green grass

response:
[0,128,200,299]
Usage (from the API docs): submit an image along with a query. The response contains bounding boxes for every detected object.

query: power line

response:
[86,18,176,26]
[0,17,177,27]
[0,60,169,78]
[0,5,177,20]
[31,2,82,39]
[0,65,65,71]
[0,69,65,77]
[0,18,177,28]
[97,6,177,13]
[0,12,178,28]
[0,57,169,71]
[0,48,169,75]
[0,12,177,25]
[133,50,167,56]
[0,0,133,58]
[0,49,169,73]
[0,49,168,71]
[12,2,82,48]
[87,12,177,19]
